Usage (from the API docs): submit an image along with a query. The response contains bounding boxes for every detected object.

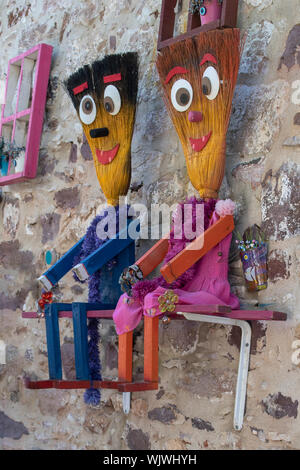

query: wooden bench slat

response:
[24,378,158,392]
[23,307,287,322]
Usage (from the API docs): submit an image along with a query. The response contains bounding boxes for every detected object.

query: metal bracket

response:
[178,312,251,431]
[122,392,131,414]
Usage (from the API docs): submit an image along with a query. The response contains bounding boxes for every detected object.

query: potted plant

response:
[0,138,26,176]
[0,137,8,176]
[189,0,223,26]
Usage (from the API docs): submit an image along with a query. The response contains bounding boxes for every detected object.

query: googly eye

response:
[171,79,193,112]
[202,66,220,100]
[200,6,207,15]
[79,95,97,125]
[104,85,121,116]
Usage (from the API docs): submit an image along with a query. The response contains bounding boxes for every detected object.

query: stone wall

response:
[0,0,300,450]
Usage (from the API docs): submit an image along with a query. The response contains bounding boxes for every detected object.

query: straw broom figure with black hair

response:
[38,53,139,405]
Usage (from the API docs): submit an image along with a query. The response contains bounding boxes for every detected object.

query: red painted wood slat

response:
[24,377,158,392]
[22,307,287,322]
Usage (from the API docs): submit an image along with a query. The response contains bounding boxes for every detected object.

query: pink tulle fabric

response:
[113,204,240,335]
[215,199,236,217]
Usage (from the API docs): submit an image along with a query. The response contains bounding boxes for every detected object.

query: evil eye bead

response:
[79,95,97,125]
[202,66,220,100]
[200,6,207,15]
[104,85,121,116]
[171,79,193,112]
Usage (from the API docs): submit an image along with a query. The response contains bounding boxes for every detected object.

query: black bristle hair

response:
[64,64,93,110]
[64,53,139,110]
[92,52,139,105]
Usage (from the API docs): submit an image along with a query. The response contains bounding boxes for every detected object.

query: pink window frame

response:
[0,43,53,186]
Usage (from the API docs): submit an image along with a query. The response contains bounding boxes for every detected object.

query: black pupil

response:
[180,92,189,105]
[84,100,92,111]
[202,77,212,96]
[105,102,112,112]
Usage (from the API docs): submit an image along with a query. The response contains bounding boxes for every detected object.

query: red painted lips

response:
[96,144,120,165]
[189,131,212,152]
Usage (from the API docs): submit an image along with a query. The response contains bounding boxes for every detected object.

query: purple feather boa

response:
[132,197,216,302]
[73,205,123,405]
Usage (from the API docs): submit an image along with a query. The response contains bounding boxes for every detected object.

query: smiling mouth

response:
[189,132,212,152]
[96,144,120,165]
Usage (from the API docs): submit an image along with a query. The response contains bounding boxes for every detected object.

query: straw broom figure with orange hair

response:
[113,27,242,354]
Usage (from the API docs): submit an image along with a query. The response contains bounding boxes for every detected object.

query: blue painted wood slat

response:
[42,236,85,287]
[72,303,90,380]
[79,220,139,277]
[45,303,63,380]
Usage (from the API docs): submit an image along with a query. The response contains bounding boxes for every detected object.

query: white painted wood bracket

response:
[177,312,252,431]
[122,392,131,414]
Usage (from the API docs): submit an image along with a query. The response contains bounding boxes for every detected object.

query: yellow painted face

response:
[80,92,136,206]
[156,29,240,199]
[66,53,138,206]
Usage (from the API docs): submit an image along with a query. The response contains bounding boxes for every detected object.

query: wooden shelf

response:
[23,306,287,322]
[157,0,239,50]
[24,377,159,392]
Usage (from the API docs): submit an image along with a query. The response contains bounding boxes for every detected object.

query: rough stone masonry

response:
[0,0,299,450]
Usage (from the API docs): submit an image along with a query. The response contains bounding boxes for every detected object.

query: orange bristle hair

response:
[156,28,241,199]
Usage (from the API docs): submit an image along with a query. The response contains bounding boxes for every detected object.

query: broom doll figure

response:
[114,29,241,340]
[38,53,139,405]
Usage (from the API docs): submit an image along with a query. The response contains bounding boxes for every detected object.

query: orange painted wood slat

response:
[136,234,169,278]
[118,332,133,382]
[161,215,234,283]
[144,316,159,383]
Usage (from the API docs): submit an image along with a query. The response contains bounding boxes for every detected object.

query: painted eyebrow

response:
[103,73,122,84]
[73,82,88,95]
[200,53,218,66]
[165,66,188,84]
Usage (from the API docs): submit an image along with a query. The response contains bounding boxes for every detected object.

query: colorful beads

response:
[158,290,179,313]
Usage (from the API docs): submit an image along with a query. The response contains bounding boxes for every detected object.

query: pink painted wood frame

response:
[0,43,53,186]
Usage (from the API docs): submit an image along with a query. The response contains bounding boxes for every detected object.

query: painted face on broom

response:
[156,29,240,199]
[65,53,138,206]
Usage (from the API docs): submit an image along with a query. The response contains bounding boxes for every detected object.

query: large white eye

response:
[171,79,193,112]
[202,66,220,100]
[104,85,121,115]
[79,95,97,125]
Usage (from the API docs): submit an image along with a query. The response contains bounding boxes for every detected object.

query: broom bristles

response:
[156,29,241,198]
[64,53,139,205]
